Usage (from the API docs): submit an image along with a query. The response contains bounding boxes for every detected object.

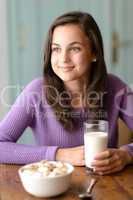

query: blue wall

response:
[6,0,133,144]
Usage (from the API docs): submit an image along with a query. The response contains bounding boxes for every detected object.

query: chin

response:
[60,76,76,82]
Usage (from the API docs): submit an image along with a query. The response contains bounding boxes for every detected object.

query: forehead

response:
[52,24,89,44]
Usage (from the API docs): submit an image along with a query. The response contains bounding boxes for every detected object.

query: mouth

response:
[59,66,74,72]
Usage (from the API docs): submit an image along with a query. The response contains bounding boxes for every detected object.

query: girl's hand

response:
[56,145,85,166]
[91,148,132,175]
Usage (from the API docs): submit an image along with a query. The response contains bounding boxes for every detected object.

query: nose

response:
[60,50,70,63]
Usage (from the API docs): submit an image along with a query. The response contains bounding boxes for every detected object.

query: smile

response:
[59,66,74,72]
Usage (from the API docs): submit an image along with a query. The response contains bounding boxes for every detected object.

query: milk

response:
[84,131,108,168]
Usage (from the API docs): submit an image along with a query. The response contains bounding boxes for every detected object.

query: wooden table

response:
[0,164,133,200]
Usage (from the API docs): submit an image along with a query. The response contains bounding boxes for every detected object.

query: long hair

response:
[43,11,108,131]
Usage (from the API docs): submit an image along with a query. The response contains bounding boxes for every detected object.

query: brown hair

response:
[43,11,108,131]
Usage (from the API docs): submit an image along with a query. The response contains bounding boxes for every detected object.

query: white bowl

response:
[18,161,74,198]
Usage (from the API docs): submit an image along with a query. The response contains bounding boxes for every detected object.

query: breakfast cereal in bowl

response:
[18,160,74,197]
[21,160,69,177]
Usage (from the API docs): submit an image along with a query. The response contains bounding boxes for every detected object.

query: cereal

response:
[22,160,68,177]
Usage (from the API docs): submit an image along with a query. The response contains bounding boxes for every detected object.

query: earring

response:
[92,58,97,62]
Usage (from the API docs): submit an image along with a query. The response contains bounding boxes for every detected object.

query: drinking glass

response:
[84,120,108,170]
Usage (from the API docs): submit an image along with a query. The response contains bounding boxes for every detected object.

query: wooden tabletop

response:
[0,164,133,200]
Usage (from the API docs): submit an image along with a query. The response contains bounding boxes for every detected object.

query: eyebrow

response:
[51,41,84,46]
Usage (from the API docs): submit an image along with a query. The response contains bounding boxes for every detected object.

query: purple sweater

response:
[0,74,133,164]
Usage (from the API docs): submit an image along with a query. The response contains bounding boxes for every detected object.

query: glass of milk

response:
[84,120,108,169]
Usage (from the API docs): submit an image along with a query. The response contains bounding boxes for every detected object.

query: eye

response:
[69,47,81,52]
[51,47,60,53]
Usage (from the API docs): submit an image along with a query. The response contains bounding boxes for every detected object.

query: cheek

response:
[51,55,57,67]
[74,54,89,66]
[74,51,91,63]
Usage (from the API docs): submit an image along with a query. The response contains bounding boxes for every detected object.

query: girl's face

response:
[51,24,95,83]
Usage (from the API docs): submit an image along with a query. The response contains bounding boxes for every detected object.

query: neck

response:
[64,77,88,96]
[64,78,89,108]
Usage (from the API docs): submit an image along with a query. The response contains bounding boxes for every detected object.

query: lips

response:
[59,66,74,72]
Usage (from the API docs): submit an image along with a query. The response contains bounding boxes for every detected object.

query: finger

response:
[94,149,115,160]
[91,155,117,167]
[92,151,119,167]
[93,160,119,172]
[94,159,123,174]
[97,165,123,175]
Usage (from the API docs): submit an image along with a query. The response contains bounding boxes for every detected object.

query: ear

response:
[92,58,97,62]
[91,54,97,62]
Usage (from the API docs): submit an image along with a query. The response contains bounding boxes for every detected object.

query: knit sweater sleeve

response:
[0,78,58,164]
[113,75,133,156]
[118,85,133,156]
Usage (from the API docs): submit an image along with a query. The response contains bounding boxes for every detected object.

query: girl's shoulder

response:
[23,77,43,93]
[107,74,127,91]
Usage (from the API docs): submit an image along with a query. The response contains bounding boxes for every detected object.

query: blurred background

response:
[0,0,133,144]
